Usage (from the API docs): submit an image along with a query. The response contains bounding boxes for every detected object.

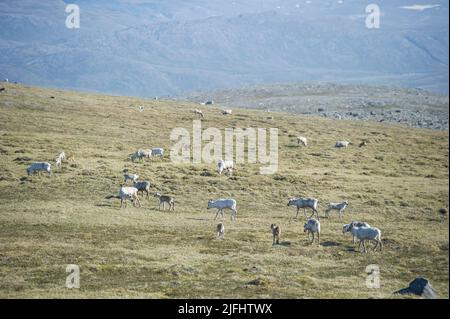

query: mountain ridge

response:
[1,0,448,96]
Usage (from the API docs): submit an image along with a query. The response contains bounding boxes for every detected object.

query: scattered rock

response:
[439,208,448,219]
[243,266,264,273]
[200,170,212,177]
[247,278,265,286]
[13,156,32,163]
[168,264,198,276]
[185,84,448,130]
[394,277,438,299]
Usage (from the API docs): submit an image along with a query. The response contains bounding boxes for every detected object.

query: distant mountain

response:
[0,0,448,97]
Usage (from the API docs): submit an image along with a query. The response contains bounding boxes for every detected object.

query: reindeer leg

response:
[136,196,141,208]
[373,240,379,252]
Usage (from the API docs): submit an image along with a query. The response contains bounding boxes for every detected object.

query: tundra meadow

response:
[0,1,448,301]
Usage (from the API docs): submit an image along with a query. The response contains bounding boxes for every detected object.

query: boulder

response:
[394,277,438,299]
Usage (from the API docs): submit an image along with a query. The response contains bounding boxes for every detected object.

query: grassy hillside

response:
[0,83,448,298]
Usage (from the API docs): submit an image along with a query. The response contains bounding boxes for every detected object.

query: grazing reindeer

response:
[55,156,62,169]
[342,221,371,244]
[297,136,308,147]
[346,224,382,253]
[271,224,281,245]
[27,162,52,176]
[119,186,141,208]
[207,199,237,221]
[192,109,204,118]
[216,223,225,239]
[335,141,350,148]
[124,173,139,183]
[304,218,320,245]
[154,192,175,211]
[133,181,151,199]
[287,197,320,220]
[55,151,65,169]
[325,201,349,219]
[217,160,234,176]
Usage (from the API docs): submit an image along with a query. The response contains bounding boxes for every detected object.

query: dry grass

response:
[0,83,448,298]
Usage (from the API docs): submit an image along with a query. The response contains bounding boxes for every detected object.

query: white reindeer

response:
[335,141,350,148]
[297,136,308,147]
[342,221,371,244]
[304,218,320,244]
[130,149,150,161]
[346,224,382,253]
[55,151,65,169]
[207,199,237,220]
[287,197,320,220]
[119,186,141,208]
[217,160,234,175]
[192,109,204,118]
[325,201,349,219]
[124,173,139,183]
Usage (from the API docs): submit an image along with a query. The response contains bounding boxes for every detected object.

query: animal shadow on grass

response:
[147,205,177,213]
[273,241,291,247]
[320,241,341,247]
[95,202,115,208]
